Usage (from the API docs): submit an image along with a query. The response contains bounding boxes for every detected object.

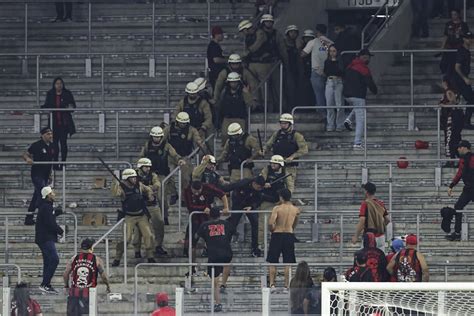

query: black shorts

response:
[266,233,296,264]
[208,255,232,278]
[67,296,89,316]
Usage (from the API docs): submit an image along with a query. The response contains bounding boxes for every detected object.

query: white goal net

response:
[321,282,474,316]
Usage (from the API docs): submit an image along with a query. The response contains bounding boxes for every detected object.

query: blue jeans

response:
[38,240,59,286]
[28,176,48,213]
[310,70,326,113]
[345,97,366,145]
[325,78,345,130]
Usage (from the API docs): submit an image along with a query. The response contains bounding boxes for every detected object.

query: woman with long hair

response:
[289,261,313,314]
[11,282,43,316]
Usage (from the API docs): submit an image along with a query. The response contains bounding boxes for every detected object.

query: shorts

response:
[266,233,296,264]
[208,255,232,278]
[67,296,89,316]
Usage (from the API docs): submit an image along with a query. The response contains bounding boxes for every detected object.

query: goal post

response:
[321,282,474,316]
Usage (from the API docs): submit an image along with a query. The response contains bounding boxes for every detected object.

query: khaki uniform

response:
[133,170,165,253]
[217,134,261,183]
[263,129,308,191]
[112,181,155,260]
[219,87,255,144]
[242,28,289,112]
[139,139,182,218]
[213,66,259,103]
[163,124,207,193]
[174,97,214,153]
[258,166,293,245]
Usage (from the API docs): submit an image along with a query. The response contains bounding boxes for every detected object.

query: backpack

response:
[395,249,419,282]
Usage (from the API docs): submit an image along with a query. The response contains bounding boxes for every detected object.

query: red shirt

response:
[11,299,42,316]
[151,306,176,316]
[450,154,474,188]
[386,252,398,282]
[184,183,225,212]
[359,198,387,237]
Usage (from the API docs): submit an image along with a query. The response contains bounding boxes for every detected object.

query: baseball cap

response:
[81,238,95,250]
[362,182,376,195]
[458,140,471,149]
[358,48,374,57]
[391,238,405,252]
[155,292,169,304]
[40,127,53,135]
[405,234,418,245]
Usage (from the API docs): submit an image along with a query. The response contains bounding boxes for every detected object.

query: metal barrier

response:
[0,264,22,284]
[1,211,78,263]
[360,0,392,48]
[92,218,127,284]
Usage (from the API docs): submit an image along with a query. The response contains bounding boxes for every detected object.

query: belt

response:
[327,76,341,80]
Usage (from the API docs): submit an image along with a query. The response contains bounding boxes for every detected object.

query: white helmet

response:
[176,112,190,124]
[122,168,137,180]
[228,54,242,64]
[285,25,299,34]
[137,158,152,169]
[227,72,241,82]
[185,82,199,94]
[194,77,207,92]
[202,155,217,164]
[279,113,294,125]
[227,122,243,136]
[303,29,315,38]
[238,19,253,32]
[260,14,274,23]
[41,186,53,199]
[150,126,164,137]
[270,155,285,167]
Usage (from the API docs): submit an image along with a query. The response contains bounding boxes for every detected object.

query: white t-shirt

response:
[303,35,334,72]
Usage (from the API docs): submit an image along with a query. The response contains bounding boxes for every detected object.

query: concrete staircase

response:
[1,2,474,315]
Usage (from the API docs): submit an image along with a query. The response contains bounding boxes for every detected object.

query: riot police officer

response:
[263,113,308,191]
[218,72,254,144]
[192,154,229,189]
[174,82,213,141]
[111,169,156,266]
[134,158,167,257]
[140,126,186,221]
[164,112,209,194]
[217,122,261,183]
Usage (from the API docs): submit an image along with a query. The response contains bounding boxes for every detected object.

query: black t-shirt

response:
[197,218,235,259]
[207,41,225,74]
[345,266,374,282]
[324,59,344,77]
[28,139,54,178]
[456,46,471,76]
[444,21,470,48]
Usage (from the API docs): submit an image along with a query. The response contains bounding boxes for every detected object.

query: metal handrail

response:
[360,0,390,48]
[0,264,22,283]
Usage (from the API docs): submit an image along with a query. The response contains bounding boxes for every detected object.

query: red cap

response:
[212,26,224,37]
[156,292,169,304]
[406,234,418,245]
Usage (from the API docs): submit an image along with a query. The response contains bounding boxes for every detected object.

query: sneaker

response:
[134,251,142,259]
[155,246,168,256]
[220,284,227,294]
[251,248,262,257]
[24,215,35,226]
[326,128,335,132]
[214,303,223,312]
[147,258,156,263]
[111,260,120,267]
[353,144,364,150]
[344,119,353,131]
[39,285,58,294]
[446,232,461,241]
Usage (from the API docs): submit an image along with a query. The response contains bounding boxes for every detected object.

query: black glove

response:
[53,206,64,216]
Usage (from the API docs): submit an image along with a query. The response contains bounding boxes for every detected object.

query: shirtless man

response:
[266,188,300,292]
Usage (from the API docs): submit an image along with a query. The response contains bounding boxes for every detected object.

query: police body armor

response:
[246,29,278,63]
[69,252,98,297]
[263,165,286,202]
[122,184,145,216]
[220,86,248,119]
[461,152,474,187]
[137,170,158,206]
[201,168,220,187]
[146,140,170,176]
[169,122,193,157]
[183,96,205,129]
[229,133,254,170]
[272,130,299,166]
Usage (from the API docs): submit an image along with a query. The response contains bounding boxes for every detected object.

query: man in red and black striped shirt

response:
[63,238,110,316]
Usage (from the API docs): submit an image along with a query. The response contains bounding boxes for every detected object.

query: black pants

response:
[53,126,69,163]
[411,0,431,37]
[67,296,89,316]
[55,2,72,19]
[453,186,474,233]
[454,75,474,125]
[228,211,258,250]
